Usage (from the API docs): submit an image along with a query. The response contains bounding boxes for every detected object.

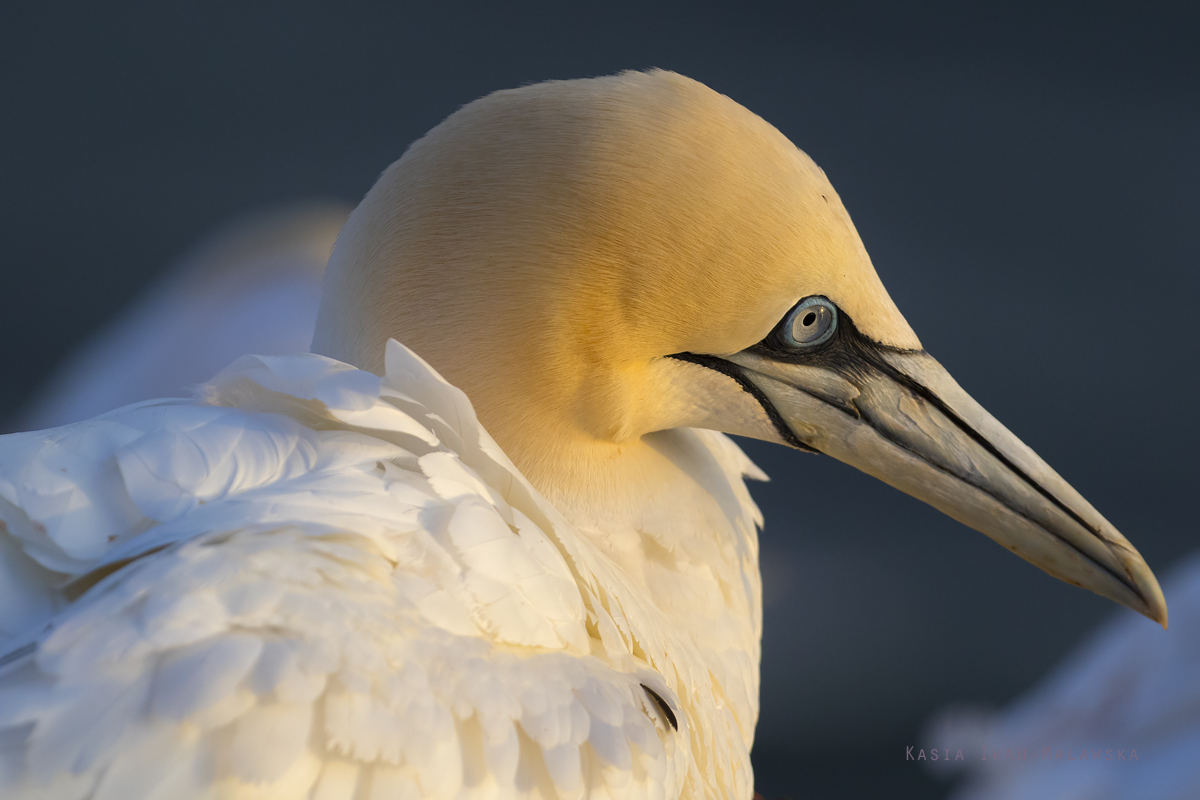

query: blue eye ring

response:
[780,296,838,349]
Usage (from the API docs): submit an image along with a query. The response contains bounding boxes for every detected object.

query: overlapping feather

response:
[0,340,764,800]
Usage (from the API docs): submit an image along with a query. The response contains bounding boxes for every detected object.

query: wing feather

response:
[0,343,700,799]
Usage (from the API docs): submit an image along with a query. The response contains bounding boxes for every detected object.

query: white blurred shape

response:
[15,202,349,431]
[927,552,1200,799]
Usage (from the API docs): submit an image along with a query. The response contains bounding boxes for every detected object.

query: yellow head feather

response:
[314,69,919,480]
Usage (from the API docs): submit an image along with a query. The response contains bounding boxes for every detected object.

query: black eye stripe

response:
[663,351,819,453]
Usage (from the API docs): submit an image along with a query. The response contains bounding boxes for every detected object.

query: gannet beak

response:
[717,342,1168,627]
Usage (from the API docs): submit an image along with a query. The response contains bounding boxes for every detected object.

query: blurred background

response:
[1,2,1197,797]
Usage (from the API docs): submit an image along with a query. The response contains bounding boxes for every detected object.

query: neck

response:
[523,428,765,749]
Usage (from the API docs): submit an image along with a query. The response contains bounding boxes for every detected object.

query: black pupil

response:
[802,312,817,326]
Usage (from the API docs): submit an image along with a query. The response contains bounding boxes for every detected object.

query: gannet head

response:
[313,70,1166,626]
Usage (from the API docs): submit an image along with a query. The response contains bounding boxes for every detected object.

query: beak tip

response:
[1139,596,1169,629]
[1150,595,1169,630]
[1130,573,1168,629]
[1126,553,1169,629]
[1150,604,1169,630]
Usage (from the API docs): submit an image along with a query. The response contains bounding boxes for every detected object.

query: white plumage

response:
[0,342,761,799]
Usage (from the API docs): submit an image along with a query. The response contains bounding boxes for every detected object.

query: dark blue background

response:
[2,3,1197,797]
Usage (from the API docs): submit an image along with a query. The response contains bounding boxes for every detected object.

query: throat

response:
[521,428,765,721]
[516,430,759,561]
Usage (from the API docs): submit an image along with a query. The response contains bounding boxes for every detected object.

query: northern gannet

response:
[0,70,1167,800]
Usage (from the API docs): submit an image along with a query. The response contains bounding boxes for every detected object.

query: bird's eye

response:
[781,296,837,349]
